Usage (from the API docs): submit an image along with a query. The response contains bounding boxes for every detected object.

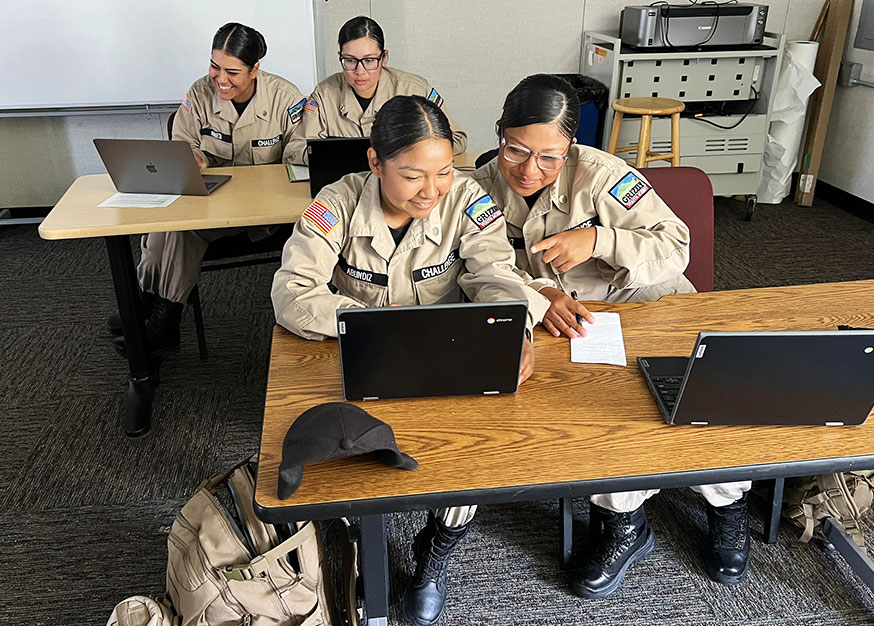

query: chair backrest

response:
[167,111,176,139]
[638,166,714,292]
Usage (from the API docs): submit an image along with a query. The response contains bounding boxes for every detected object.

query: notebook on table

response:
[337,302,529,401]
[93,138,230,195]
[307,137,371,197]
[637,331,874,426]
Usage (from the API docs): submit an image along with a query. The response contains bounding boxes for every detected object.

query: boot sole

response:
[572,525,656,600]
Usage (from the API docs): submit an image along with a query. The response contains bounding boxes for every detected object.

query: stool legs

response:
[607,111,624,155]
[671,112,682,167]
[636,114,652,169]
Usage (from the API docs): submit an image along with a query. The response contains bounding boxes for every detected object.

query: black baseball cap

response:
[278,402,418,499]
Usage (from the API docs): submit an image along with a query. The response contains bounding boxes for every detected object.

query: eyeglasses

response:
[500,136,569,172]
[339,53,384,72]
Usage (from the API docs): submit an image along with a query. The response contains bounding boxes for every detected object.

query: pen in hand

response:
[570,290,584,327]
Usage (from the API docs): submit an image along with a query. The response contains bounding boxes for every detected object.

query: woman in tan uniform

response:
[285,15,466,165]
[108,22,306,356]
[272,95,547,626]
[473,74,752,599]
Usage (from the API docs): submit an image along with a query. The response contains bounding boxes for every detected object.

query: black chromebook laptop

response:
[307,137,371,197]
[337,302,528,401]
[638,331,874,426]
[94,138,231,195]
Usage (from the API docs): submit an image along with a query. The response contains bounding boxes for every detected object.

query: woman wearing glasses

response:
[285,15,466,164]
[473,74,751,599]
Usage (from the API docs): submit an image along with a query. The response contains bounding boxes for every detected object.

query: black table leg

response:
[360,514,389,626]
[560,497,573,568]
[764,477,785,544]
[104,235,159,437]
[823,518,874,591]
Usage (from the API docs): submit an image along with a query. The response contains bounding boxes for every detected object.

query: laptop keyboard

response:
[651,376,683,411]
[204,180,218,191]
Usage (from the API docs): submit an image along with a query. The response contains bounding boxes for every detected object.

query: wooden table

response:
[36,154,483,436]
[254,280,874,625]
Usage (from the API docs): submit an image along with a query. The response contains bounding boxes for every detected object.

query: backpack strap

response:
[220,520,318,581]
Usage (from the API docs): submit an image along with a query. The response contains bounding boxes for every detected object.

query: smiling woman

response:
[106,22,308,359]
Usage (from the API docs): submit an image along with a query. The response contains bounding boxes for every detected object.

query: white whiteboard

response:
[0,0,316,110]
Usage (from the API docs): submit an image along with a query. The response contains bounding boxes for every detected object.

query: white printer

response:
[620,3,768,49]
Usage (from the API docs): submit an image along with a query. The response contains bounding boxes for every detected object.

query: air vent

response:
[727,137,750,151]
[704,138,726,152]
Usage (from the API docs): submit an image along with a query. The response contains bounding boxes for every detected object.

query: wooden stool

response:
[607,97,685,168]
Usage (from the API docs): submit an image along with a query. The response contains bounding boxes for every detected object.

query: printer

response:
[620,3,768,49]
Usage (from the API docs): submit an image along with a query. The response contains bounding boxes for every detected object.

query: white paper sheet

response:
[98,192,180,208]
[570,312,627,367]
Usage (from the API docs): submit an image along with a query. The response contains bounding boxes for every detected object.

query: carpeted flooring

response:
[2,196,874,625]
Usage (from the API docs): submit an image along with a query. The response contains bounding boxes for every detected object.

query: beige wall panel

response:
[821,85,874,203]
[369,0,585,152]
[319,0,372,82]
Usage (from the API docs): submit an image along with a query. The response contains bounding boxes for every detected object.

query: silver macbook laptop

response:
[337,302,528,401]
[307,137,371,197]
[638,330,874,426]
[93,138,231,195]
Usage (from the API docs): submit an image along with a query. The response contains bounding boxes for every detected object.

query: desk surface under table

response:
[255,280,874,523]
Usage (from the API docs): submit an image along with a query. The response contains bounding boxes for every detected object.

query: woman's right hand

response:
[539,286,595,339]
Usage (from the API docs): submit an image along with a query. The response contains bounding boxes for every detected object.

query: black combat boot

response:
[572,503,655,599]
[402,514,471,626]
[704,492,750,585]
[111,296,183,357]
[107,291,156,336]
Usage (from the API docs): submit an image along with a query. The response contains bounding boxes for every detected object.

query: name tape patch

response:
[412,249,460,282]
[567,215,601,230]
[465,195,502,230]
[181,93,192,113]
[337,254,388,286]
[426,88,444,108]
[288,98,306,124]
[303,200,340,235]
[200,128,232,143]
[608,172,651,210]
[304,98,319,114]
[251,134,282,148]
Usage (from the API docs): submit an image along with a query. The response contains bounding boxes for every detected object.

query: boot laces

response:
[711,507,747,551]
[593,514,637,565]
[418,536,453,583]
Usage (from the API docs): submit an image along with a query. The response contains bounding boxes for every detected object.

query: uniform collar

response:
[213,77,270,128]
[338,67,396,125]
[347,173,443,262]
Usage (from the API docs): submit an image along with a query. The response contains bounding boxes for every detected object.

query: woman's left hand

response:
[530,228,597,272]
[519,337,535,385]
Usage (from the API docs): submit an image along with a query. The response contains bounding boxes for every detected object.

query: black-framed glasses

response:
[339,53,384,72]
[500,136,569,171]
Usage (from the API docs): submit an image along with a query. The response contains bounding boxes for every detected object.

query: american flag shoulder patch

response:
[303,200,340,235]
[304,98,319,114]
[182,93,192,113]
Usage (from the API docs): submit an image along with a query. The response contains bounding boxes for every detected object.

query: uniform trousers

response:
[137,227,252,303]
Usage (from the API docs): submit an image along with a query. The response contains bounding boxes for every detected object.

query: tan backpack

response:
[106,596,178,626]
[782,471,874,547]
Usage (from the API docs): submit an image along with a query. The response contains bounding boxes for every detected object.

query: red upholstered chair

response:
[638,166,714,292]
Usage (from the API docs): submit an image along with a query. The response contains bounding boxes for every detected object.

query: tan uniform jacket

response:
[285,67,467,165]
[472,145,691,301]
[271,171,549,340]
[172,71,306,167]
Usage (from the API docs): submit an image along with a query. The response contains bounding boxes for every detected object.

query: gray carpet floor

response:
[2,196,874,625]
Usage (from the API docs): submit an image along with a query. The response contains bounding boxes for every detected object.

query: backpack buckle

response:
[221,565,255,581]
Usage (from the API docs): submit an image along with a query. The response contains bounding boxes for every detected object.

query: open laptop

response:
[93,138,231,195]
[337,302,528,401]
[307,137,371,197]
[638,330,874,426]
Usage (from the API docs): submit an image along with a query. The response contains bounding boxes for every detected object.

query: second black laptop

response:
[307,137,371,197]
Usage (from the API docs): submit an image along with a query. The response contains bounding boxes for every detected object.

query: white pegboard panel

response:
[619,56,764,101]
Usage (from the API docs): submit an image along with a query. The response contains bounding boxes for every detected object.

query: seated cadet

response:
[472,74,752,597]
[108,22,306,355]
[285,15,466,165]
[272,95,548,626]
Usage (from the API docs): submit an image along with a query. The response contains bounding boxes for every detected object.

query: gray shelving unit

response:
[581,31,785,216]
